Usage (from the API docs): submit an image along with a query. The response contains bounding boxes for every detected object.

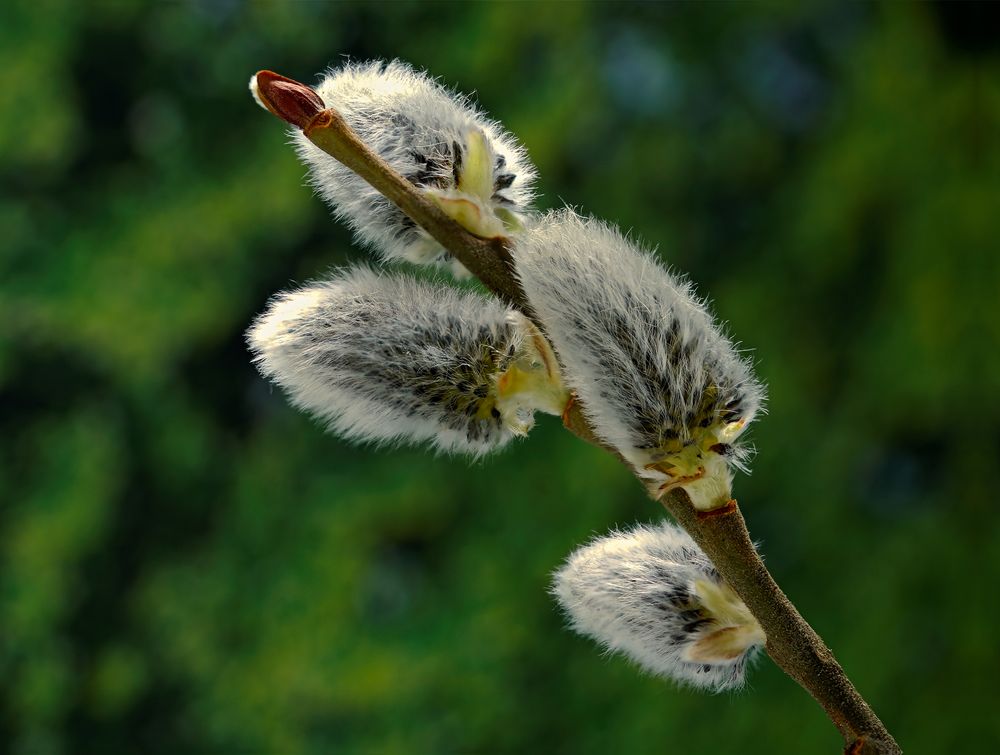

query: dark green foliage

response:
[2,2,998,753]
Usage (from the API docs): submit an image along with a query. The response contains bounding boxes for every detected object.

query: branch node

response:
[696,498,739,520]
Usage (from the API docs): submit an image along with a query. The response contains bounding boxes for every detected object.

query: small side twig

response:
[253,70,901,755]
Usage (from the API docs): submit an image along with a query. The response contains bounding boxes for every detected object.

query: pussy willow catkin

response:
[553,521,764,691]
[247,266,564,455]
[514,210,765,510]
[272,60,536,276]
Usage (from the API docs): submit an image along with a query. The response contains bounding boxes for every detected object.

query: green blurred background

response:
[2,1,998,753]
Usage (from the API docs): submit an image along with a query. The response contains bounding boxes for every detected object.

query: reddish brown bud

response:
[251,70,325,130]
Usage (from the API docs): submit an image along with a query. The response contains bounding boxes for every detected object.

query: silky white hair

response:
[294,60,536,275]
[552,521,764,691]
[246,266,535,455]
[513,210,765,479]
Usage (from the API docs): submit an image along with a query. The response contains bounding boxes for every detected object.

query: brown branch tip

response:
[252,70,325,130]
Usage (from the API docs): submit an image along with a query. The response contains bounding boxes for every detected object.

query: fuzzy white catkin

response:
[513,210,765,484]
[293,60,536,275]
[553,521,764,691]
[247,266,539,455]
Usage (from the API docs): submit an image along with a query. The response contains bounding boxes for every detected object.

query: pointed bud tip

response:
[250,70,325,129]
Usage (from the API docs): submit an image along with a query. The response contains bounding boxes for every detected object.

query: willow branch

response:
[253,70,901,755]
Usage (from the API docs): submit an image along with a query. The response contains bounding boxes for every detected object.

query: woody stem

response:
[253,70,901,755]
